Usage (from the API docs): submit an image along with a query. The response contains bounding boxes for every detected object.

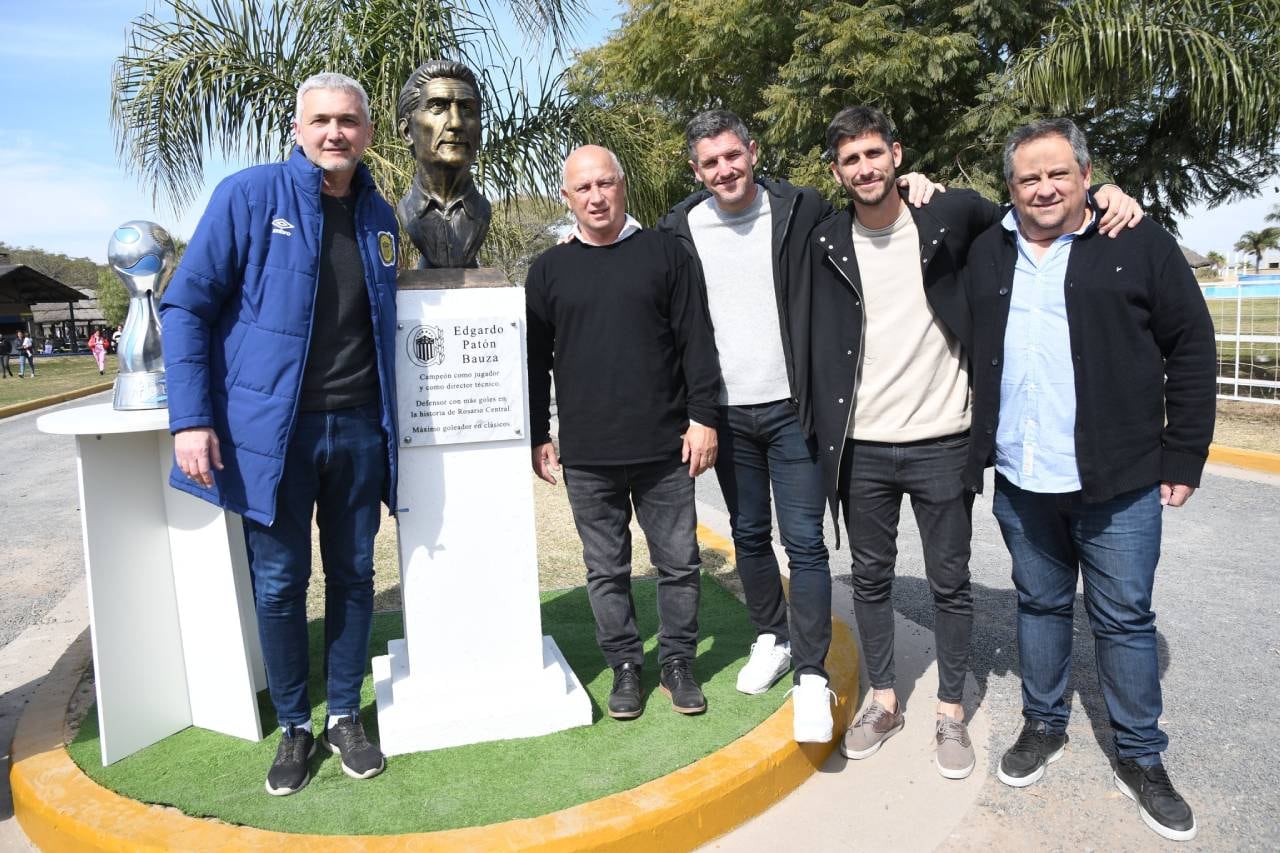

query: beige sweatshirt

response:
[849,205,971,441]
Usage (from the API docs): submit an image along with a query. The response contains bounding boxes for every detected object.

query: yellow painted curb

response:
[0,381,114,419]
[1208,443,1280,475]
[11,530,858,852]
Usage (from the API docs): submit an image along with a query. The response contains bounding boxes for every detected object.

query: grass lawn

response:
[1205,296,1280,336]
[0,353,113,408]
[67,578,782,836]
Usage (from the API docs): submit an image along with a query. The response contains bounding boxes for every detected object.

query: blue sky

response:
[1,0,1275,264]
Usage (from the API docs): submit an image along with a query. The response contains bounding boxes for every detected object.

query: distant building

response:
[0,250,89,348]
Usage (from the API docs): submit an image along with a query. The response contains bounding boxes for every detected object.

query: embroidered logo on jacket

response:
[271,218,295,237]
[378,231,396,266]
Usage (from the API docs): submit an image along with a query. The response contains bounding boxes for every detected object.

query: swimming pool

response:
[1201,283,1280,298]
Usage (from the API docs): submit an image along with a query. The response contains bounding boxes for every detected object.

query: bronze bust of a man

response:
[396,60,491,268]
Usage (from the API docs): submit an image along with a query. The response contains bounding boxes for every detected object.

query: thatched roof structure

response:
[1180,245,1213,268]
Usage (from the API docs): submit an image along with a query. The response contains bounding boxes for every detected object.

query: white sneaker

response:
[735,634,792,694]
[787,674,835,743]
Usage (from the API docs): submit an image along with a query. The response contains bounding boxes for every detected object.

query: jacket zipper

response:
[826,239,866,500]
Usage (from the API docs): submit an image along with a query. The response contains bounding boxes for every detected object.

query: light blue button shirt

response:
[994,209,1096,493]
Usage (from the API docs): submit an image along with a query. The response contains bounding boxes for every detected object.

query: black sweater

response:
[525,229,721,466]
[963,211,1217,500]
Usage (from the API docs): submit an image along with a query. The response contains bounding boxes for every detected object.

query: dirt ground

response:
[309,473,739,620]
[1214,399,1280,453]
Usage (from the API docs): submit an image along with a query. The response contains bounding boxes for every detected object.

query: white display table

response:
[37,403,265,765]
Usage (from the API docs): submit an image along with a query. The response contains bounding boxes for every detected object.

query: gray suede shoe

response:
[840,700,904,759]
[935,714,976,779]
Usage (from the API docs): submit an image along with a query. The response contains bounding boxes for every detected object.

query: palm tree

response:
[1267,204,1280,224]
[1005,0,1280,227]
[1234,229,1280,273]
[111,0,589,239]
[1206,250,1226,274]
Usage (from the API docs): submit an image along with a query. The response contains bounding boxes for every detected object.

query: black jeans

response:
[0,354,11,377]
[840,434,974,704]
[715,400,831,681]
[563,458,701,668]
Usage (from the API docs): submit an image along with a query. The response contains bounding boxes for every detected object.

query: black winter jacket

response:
[962,210,1217,500]
[806,188,1002,528]
[658,178,832,409]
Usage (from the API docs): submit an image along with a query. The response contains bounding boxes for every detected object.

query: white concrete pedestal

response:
[37,403,265,765]
[373,271,591,756]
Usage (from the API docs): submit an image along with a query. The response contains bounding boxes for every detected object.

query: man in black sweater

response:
[526,145,721,719]
[964,118,1216,842]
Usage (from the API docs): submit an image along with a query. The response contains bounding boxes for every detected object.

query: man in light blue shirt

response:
[994,207,1094,493]
[963,118,1215,843]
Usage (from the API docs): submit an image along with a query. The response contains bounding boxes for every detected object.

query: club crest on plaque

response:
[407,324,445,367]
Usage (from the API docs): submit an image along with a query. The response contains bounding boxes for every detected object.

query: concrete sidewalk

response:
[694,502,992,852]
[0,580,86,852]
[697,462,1280,852]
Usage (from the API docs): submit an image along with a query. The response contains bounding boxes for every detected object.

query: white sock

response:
[327,714,349,730]
[281,721,312,736]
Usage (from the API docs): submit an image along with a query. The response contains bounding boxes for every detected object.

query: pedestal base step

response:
[373,636,593,756]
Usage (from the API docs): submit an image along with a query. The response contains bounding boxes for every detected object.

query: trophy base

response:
[113,372,168,411]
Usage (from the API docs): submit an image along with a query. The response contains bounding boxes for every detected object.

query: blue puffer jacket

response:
[160,147,399,525]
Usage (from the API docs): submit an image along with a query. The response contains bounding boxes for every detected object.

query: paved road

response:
[698,462,1280,851]
[0,394,100,649]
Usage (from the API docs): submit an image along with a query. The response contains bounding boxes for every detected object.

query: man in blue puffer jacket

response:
[160,72,399,797]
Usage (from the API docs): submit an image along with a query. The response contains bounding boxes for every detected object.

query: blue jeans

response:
[242,403,386,727]
[563,458,701,668]
[992,475,1167,762]
[715,400,831,681]
[841,434,974,703]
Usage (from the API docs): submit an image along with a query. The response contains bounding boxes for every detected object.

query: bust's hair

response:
[397,60,483,129]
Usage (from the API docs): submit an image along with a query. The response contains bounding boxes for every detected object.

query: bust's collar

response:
[405,174,483,219]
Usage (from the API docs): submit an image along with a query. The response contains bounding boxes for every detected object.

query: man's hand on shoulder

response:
[174,427,223,488]
[1160,482,1196,508]
[897,172,946,207]
[532,440,561,485]
[1093,184,1144,237]
[682,423,718,478]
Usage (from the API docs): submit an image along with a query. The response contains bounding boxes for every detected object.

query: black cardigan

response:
[962,211,1217,500]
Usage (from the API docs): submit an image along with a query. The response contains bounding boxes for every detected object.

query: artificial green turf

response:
[68,576,787,836]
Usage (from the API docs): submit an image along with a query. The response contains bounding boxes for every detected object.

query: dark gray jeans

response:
[840,434,974,704]
[563,458,701,668]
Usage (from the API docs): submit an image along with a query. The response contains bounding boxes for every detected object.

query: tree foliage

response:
[96,268,130,327]
[575,0,1280,230]
[112,0,591,273]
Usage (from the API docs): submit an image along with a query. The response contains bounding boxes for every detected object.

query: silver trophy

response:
[108,221,176,410]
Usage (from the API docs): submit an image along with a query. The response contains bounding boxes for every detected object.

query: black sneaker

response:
[997,719,1068,787]
[265,725,316,796]
[608,662,643,719]
[1114,759,1198,841]
[659,659,706,714]
[323,715,386,780]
